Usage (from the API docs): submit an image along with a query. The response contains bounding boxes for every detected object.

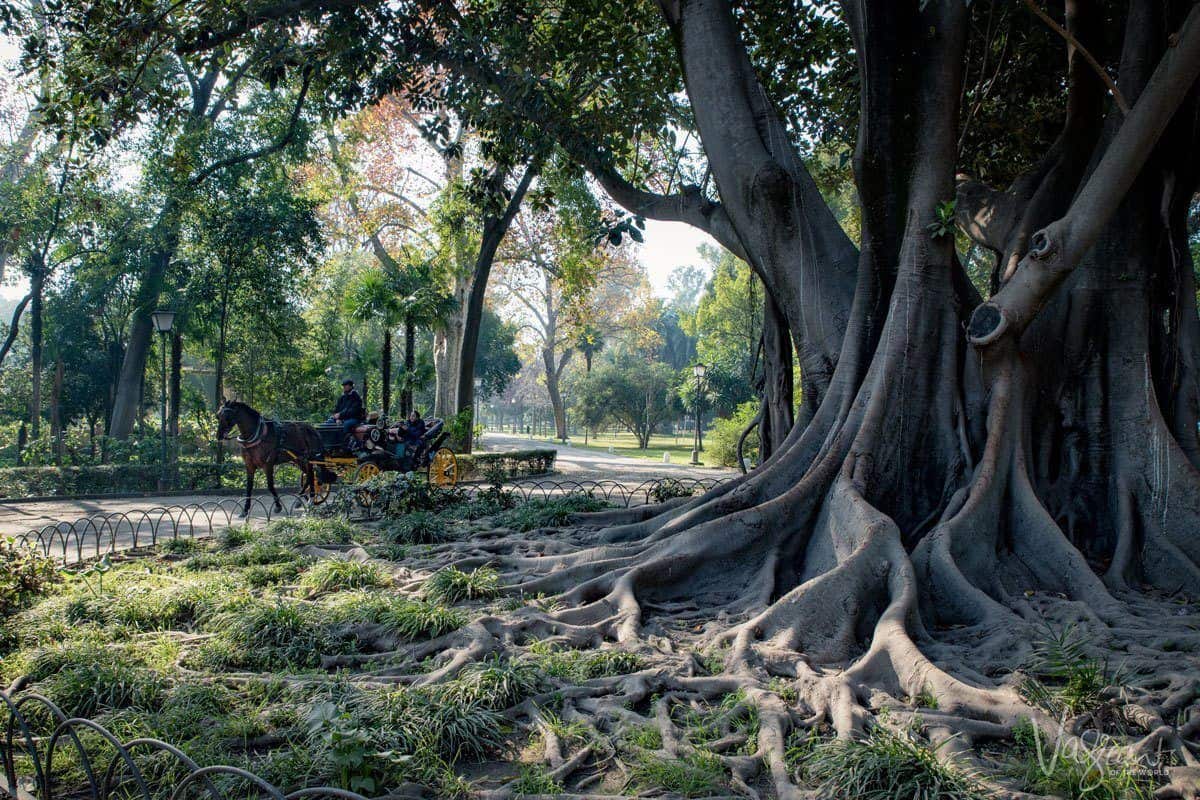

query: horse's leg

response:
[243,465,254,518]
[266,463,282,513]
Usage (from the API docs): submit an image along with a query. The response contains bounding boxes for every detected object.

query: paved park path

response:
[0,435,736,541]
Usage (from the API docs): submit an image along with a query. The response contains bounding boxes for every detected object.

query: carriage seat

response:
[315,423,345,450]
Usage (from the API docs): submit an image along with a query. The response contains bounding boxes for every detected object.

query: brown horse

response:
[216,399,322,516]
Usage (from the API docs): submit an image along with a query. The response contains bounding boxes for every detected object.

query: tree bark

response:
[759,294,793,458]
[109,208,181,439]
[381,326,392,418]
[169,330,182,439]
[402,316,415,417]
[28,267,44,439]
[451,157,541,451]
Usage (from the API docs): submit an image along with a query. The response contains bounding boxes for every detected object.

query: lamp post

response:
[690,362,707,466]
[151,310,176,491]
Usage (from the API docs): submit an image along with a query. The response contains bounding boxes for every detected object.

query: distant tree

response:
[574,356,680,449]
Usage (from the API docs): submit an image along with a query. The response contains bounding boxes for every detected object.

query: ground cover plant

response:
[6,482,1191,800]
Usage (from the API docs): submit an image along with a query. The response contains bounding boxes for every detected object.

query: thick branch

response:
[969,3,1200,346]
[0,293,32,368]
[188,68,312,186]
[1023,0,1129,114]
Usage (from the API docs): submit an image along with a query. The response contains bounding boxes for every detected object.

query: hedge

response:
[455,449,557,482]
[0,449,556,498]
[0,462,246,498]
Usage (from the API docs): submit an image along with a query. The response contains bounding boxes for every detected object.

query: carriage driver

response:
[328,379,364,437]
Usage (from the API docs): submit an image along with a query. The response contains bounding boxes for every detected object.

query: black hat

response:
[341,379,354,386]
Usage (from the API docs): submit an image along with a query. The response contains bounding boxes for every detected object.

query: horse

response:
[216,399,322,516]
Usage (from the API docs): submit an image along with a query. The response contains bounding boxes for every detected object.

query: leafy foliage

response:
[423,567,500,604]
[0,542,59,616]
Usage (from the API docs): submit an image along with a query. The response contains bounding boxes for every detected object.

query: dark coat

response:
[334,390,364,420]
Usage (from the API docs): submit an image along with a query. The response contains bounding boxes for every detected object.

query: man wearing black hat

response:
[329,379,364,438]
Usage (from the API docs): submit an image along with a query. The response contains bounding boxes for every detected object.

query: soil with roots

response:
[346,476,1200,800]
[5,496,1199,800]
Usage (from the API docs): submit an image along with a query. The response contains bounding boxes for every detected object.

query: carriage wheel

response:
[428,448,458,487]
[354,462,381,483]
[353,462,382,508]
[307,467,332,505]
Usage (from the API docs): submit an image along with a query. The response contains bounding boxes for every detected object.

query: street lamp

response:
[690,362,707,466]
[151,310,176,491]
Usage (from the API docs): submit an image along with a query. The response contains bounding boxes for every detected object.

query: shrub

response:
[493,494,611,532]
[159,537,204,556]
[649,478,696,503]
[805,725,989,800]
[1018,623,1114,717]
[512,765,563,796]
[424,567,500,603]
[0,461,244,498]
[300,560,387,596]
[706,401,760,468]
[380,512,448,544]
[0,542,60,616]
[452,449,557,482]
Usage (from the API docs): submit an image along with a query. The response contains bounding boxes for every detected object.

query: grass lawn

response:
[492,429,723,467]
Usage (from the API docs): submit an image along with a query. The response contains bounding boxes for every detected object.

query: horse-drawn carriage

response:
[217,400,459,514]
[308,416,459,503]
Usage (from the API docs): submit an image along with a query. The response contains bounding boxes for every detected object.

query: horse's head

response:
[216,398,240,440]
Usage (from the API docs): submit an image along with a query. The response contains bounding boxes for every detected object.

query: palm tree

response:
[394,262,456,417]
[345,261,455,420]
[345,270,404,419]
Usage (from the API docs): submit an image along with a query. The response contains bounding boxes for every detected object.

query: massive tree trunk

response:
[169,330,182,439]
[380,326,392,418]
[419,2,1200,793]
[401,317,415,417]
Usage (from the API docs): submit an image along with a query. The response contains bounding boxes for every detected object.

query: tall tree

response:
[47,0,1200,790]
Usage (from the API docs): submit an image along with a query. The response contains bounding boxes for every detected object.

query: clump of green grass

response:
[681,689,759,754]
[380,512,449,545]
[194,598,350,670]
[424,566,500,603]
[1011,720,1154,800]
[28,639,168,716]
[218,524,259,549]
[159,537,204,555]
[367,684,507,761]
[511,764,563,795]
[300,559,387,596]
[443,657,543,708]
[805,725,989,800]
[493,495,611,532]
[628,751,726,797]
[527,641,643,682]
[328,592,465,640]
[621,724,663,751]
[263,517,358,547]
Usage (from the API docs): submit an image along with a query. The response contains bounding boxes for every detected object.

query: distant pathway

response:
[481,431,736,482]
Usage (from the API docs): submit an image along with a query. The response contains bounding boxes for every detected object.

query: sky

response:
[636,220,717,296]
[0,214,719,303]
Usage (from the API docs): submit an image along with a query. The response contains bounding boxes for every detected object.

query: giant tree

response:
[51,0,1200,794]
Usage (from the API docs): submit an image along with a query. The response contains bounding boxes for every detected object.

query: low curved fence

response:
[0,689,368,800]
[10,494,308,564]
[10,478,732,564]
